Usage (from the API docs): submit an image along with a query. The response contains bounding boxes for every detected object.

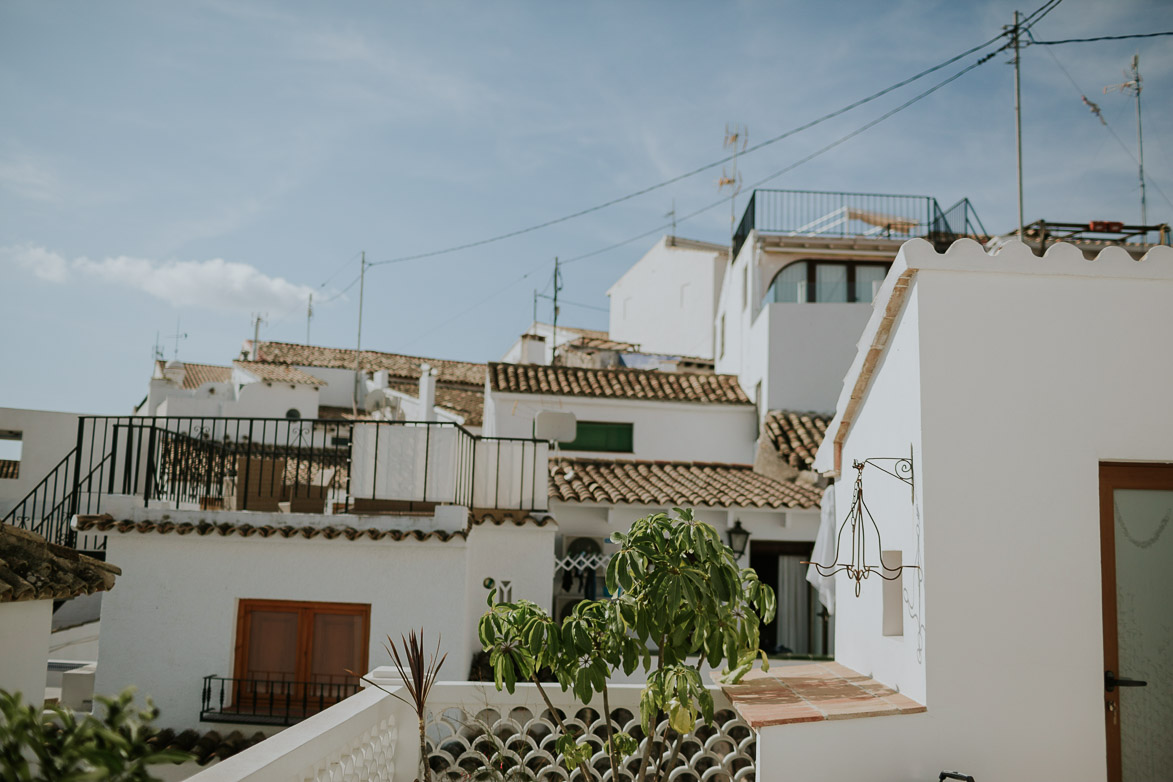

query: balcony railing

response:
[731,189,987,257]
[2,415,549,550]
[201,674,361,727]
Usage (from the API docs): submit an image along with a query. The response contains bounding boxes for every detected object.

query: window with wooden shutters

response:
[233,599,369,713]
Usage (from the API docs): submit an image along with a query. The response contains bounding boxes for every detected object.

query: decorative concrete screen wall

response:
[425,683,755,782]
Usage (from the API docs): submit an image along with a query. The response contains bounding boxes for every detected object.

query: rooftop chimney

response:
[163,360,186,386]
[520,333,548,365]
[418,363,437,422]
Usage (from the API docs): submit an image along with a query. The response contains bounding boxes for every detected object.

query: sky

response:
[1,0,1171,414]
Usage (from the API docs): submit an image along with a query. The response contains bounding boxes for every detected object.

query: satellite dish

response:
[535,410,576,442]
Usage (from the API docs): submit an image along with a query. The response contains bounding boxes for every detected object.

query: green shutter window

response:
[560,421,633,453]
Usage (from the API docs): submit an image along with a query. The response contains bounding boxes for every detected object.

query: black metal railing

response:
[200,674,360,726]
[731,189,987,256]
[2,415,548,549]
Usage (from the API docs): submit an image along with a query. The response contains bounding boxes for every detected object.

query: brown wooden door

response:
[234,599,370,716]
[1099,463,1173,782]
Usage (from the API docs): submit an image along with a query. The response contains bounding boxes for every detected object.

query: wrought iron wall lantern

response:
[803,454,919,597]
[726,520,751,558]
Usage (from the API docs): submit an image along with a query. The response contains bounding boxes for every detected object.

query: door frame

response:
[1098,462,1173,782]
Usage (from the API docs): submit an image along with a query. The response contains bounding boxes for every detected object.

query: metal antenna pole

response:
[306,292,313,345]
[1134,55,1147,238]
[551,257,561,365]
[1105,54,1148,241]
[353,251,366,414]
[250,313,264,359]
[1013,10,1025,242]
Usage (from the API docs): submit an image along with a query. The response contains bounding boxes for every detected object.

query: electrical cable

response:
[566,41,1010,266]
[365,30,1017,269]
[1035,40,1173,212]
[1030,31,1173,45]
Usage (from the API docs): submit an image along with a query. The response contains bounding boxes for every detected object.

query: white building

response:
[720,237,1173,781]
[0,523,119,704]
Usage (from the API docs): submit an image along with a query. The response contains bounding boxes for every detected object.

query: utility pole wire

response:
[365,29,1016,270]
[1030,31,1173,45]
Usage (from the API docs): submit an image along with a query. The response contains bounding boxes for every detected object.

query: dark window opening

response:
[559,421,634,453]
[763,260,890,305]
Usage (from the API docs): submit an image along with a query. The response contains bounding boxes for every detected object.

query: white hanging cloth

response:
[806,483,837,615]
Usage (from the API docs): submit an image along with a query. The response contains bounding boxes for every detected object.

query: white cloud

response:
[4,244,315,314]
[9,244,69,282]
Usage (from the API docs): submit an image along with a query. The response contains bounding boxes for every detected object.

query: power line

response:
[1030,31,1173,45]
[1038,44,1173,212]
[365,31,1016,269]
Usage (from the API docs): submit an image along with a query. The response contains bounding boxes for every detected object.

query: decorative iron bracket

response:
[803,448,919,597]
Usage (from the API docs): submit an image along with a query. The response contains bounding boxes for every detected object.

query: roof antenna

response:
[1105,54,1147,241]
[152,332,164,362]
[306,292,313,345]
[665,199,677,244]
[719,123,747,260]
[167,318,188,361]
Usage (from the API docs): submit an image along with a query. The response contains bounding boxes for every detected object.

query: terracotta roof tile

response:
[0,524,121,603]
[179,363,233,389]
[74,511,554,541]
[763,410,831,472]
[489,363,750,405]
[252,341,486,386]
[384,379,485,427]
[75,514,468,543]
[143,728,267,766]
[548,458,822,509]
[0,459,17,480]
[234,361,326,386]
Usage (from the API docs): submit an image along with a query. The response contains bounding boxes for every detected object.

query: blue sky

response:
[2,0,1170,414]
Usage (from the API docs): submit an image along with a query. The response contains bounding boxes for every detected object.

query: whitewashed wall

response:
[606,237,726,359]
[0,600,52,703]
[0,408,81,514]
[487,392,756,464]
[96,531,473,731]
[788,240,1173,782]
[746,302,874,414]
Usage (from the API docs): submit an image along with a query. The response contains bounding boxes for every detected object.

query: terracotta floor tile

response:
[722,660,926,729]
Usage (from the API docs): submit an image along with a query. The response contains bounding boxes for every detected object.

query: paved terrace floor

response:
[720,661,925,728]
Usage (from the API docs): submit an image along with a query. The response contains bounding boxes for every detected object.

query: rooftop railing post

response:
[66,418,84,547]
[143,423,158,509]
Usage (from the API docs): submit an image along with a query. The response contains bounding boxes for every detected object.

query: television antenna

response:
[167,318,188,360]
[1105,54,1147,240]
[718,124,747,256]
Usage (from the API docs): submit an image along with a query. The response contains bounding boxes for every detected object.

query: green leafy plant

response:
[478,508,776,782]
[355,630,446,782]
[0,687,191,782]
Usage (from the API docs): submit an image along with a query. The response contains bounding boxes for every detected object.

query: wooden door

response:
[1099,463,1173,781]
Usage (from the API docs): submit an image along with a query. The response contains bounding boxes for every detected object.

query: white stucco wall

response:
[0,600,52,703]
[607,237,727,359]
[0,408,81,514]
[96,531,473,731]
[486,392,756,464]
[789,240,1173,782]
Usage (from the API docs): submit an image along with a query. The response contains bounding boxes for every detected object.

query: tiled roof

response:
[564,335,642,352]
[148,728,267,766]
[0,524,121,603]
[316,406,374,421]
[548,458,822,509]
[385,379,485,427]
[252,341,486,386]
[180,362,233,389]
[470,510,556,528]
[762,411,831,472]
[489,363,751,404]
[0,459,17,480]
[234,361,326,386]
[75,514,469,543]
